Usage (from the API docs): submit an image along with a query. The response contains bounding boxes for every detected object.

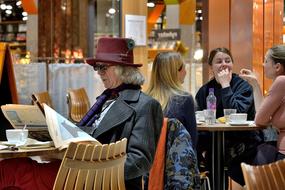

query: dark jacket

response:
[164,94,197,149]
[81,89,163,189]
[195,73,255,120]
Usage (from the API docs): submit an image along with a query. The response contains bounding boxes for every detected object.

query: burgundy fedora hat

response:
[86,37,142,67]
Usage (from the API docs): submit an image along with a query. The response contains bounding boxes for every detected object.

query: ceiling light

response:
[194,49,203,60]
[6,5,12,10]
[0,4,6,10]
[16,1,22,6]
[5,9,12,14]
[108,8,116,14]
[22,12,28,16]
[147,2,155,8]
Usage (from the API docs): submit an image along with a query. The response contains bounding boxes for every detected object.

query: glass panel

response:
[89,0,121,56]
[36,0,121,61]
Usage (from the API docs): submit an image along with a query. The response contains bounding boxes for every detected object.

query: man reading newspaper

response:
[0,37,163,190]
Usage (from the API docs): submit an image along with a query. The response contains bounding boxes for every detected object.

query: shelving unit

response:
[0,21,27,59]
[148,29,188,60]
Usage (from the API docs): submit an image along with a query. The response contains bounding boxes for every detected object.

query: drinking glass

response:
[203,109,216,125]
[223,109,237,123]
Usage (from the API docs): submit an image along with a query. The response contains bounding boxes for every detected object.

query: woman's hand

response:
[216,68,232,88]
[239,69,259,87]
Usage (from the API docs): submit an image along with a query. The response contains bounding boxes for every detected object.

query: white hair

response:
[114,65,145,85]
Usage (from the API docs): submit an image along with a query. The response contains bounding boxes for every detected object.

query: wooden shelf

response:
[0,21,26,25]
[9,42,26,47]
[0,21,27,58]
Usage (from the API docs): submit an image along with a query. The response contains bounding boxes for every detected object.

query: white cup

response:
[229,113,247,123]
[6,129,28,145]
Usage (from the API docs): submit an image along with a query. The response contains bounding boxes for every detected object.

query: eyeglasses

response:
[93,64,112,72]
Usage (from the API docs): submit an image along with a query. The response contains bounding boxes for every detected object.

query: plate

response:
[19,139,53,149]
[196,121,203,125]
[228,121,254,126]
[0,139,53,149]
[0,141,16,146]
[20,144,53,149]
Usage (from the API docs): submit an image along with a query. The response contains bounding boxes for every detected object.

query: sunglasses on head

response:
[93,64,113,71]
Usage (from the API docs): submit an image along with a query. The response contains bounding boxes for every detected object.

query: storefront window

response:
[90,0,120,56]
[36,0,121,62]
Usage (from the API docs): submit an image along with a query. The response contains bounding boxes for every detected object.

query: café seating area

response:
[13,63,105,118]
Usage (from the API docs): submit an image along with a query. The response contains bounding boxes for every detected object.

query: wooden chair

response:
[241,159,285,190]
[53,138,127,190]
[32,91,53,108]
[66,88,90,123]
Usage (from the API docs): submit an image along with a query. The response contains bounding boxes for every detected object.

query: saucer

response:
[228,121,254,126]
[0,141,17,146]
[196,121,203,125]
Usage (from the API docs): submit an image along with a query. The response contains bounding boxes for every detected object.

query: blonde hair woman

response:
[146,52,197,148]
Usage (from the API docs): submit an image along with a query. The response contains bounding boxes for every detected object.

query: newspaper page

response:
[43,104,100,150]
[1,104,47,129]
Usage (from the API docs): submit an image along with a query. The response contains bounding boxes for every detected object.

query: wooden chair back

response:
[66,88,90,123]
[241,159,285,190]
[32,91,53,108]
[53,138,127,190]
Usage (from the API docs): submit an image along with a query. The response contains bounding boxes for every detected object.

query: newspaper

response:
[1,104,47,130]
[1,104,100,150]
[43,104,100,150]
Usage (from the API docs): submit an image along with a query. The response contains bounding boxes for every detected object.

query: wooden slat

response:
[270,162,283,188]
[90,145,103,190]
[74,144,94,189]
[102,144,112,190]
[53,142,78,189]
[64,144,86,189]
[53,139,127,190]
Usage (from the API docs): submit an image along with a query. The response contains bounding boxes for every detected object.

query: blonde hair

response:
[146,52,186,110]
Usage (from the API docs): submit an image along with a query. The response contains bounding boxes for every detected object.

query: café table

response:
[197,122,260,190]
[0,145,63,159]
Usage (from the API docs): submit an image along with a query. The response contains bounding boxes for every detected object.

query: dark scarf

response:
[78,83,141,127]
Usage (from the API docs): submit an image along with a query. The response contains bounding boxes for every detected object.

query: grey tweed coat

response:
[81,88,163,189]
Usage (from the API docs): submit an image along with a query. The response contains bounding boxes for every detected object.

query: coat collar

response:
[92,89,141,138]
[118,88,141,102]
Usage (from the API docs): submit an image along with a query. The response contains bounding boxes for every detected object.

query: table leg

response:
[211,131,225,190]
